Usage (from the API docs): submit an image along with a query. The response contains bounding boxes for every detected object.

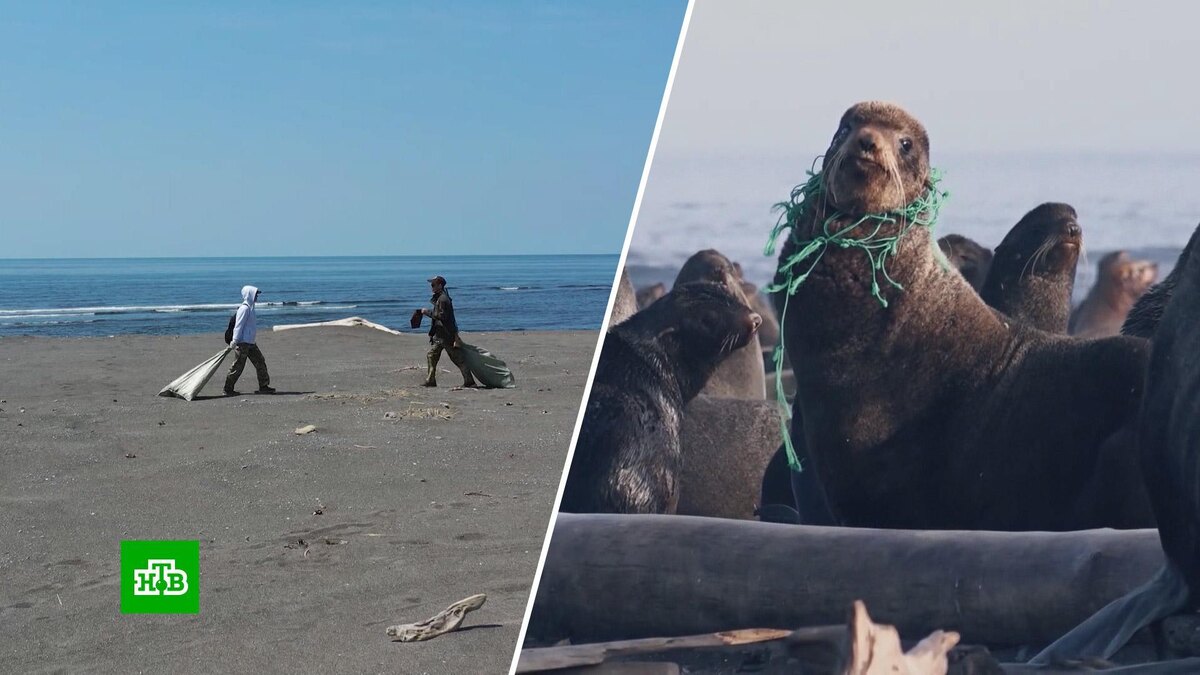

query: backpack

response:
[224,314,236,344]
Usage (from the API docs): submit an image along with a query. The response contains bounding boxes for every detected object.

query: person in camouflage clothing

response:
[419,275,476,388]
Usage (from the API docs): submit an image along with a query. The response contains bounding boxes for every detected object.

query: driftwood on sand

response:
[386,594,487,642]
[518,601,962,675]
[272,316,404,335]
[527,514,1163,648]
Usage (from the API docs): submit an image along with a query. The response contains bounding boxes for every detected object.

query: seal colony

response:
[552,99,1195,670]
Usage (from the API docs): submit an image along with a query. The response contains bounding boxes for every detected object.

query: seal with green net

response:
[763,157,950,471]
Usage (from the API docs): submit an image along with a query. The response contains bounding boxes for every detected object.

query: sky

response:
[655,0,1200,158]
[0,1,686,258]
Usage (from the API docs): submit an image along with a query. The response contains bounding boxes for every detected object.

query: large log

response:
[526,514,1164,648]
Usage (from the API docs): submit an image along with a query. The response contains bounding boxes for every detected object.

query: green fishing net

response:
[762,157,950,471]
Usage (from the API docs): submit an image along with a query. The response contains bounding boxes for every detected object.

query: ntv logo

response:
[121,540,199,614]
[133,559,189,596]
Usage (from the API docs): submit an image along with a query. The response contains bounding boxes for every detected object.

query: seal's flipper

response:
[1028,564,1189,665]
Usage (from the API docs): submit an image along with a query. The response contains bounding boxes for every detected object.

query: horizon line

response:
[0,252,621,262]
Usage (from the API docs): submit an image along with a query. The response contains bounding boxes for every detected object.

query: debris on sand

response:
[387,594,487,642]
[294,424,317,435]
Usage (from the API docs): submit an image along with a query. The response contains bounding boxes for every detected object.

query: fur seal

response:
[979,203,1082,333]
[770,101,1152,530]
[610,268,639,326]
[1030,226,1200,664]
[560,281,761,514]
[636,282,666,309]
[937,234,993,293]
[1070,251,1159,338]
[1123,237,1197,339]
[731,262,782,358]
[675,250,766,399]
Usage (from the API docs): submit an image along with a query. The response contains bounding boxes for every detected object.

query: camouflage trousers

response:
[225,343,270,391]
[426,338,474,387]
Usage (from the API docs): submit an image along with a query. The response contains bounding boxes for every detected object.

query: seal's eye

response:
[832,124,850,145]
[899,138,913,154]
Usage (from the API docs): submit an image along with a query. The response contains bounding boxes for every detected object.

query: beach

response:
[0,325,594,674]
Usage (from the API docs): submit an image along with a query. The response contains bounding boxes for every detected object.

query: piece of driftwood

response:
[272,316,404,335]
[527,514,1163,648]
[518,627,799,672]
[554,664,680,675]
[293,424,317,435]
[845,600,958,674]
[386,594,487,642]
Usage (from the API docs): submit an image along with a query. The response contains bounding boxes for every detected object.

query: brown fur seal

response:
[610,268,639,325]
[771,101,1152,530]
[979,203,1082,333]
[675,250,766,399]
[636,282,666,309]
[1031,227,1200,664]
[1070,251,1159,338]
[560,281,761,514]
[937,234,993,292]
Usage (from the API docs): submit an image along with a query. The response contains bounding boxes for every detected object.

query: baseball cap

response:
[427,275,446,284]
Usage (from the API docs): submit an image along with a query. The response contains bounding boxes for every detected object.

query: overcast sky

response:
[657,0,1199,157]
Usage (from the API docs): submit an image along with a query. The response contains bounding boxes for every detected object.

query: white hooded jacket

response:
[231,285,259,344]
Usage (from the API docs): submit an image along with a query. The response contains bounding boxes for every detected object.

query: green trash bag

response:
[459,342,515,389]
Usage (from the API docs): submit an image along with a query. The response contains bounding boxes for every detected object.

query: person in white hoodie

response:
[224,285,275,395]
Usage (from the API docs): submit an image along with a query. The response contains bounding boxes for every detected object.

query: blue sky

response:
[0,1,686,258]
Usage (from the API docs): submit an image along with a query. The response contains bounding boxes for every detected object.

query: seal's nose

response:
[1066,222,1082,238]
[857,132,877,152]
[747,313,762,333]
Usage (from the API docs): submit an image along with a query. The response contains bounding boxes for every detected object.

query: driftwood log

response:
[519,602,975,675]
[527,514,1163,648]
[387,594,486,642]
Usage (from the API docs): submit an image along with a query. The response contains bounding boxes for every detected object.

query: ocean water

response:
[627,152,1200,304]
[0,255,618,337]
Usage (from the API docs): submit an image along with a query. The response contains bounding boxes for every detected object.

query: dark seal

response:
[560,281,762,514]
[1070,251,1159,338]
[675,249,766,399]
[1031,225,1200,665]
[980,202,1082,333]
[771,101,1152,530]
[937,234,993,293]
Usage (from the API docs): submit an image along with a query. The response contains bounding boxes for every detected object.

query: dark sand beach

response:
[0,326,594,674]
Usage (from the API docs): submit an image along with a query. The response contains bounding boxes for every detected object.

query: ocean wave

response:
[0,300,360,317]
[0,303,239,317]
[0,319,98,326]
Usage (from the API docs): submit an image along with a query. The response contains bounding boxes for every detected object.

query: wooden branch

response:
[387,594,487,642]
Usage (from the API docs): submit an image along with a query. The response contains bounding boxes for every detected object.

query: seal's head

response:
[938,234,993,292]
[994,203,1083,280]
[822,101,930,214]
[1099,251,1159,299]
[627,281,761,398]
[661,281,761,361]
[676,249,752,306]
